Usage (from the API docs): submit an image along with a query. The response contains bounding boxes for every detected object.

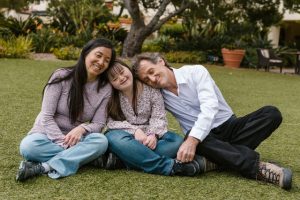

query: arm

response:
[65,89,111,147]
[107,117,148,143]
[107,117,140,135]
[39,70,66,148]
[145,87,168,138]
[188,66,219,142]
[177,66,219,162]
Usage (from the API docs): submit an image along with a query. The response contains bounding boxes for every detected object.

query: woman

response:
[105,60,213,176]
[16,38,116,181]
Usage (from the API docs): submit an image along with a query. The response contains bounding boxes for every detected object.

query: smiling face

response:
[108,63,133,92]
[85,46,112,82]
[137,58,171,89]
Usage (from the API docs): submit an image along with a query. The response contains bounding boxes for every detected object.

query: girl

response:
[16,38,116,181]
[106,60,211,176]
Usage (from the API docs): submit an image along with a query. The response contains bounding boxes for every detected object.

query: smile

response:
[92,63,103,71]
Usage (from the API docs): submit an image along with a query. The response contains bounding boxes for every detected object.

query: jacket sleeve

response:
[39,70,66,147]
[145,87,168,138]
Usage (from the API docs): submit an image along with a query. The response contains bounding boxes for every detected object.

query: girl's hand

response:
[134,129,147,144]
[143,134,157,150]
[64,126,86,148]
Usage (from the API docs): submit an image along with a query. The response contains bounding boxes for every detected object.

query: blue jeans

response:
[19,132,108,179]
[106,130,183,175]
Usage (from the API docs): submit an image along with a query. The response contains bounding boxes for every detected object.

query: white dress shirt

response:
[161,65,233,142]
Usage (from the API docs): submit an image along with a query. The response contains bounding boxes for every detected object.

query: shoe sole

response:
[16,161,26,182]
[282,168,293,190]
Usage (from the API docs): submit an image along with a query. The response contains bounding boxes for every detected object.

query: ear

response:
[158,57,165,66]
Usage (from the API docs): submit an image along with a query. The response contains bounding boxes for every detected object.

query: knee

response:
[87,133,108,154]
[105,130,130,143]
[19,134,44,160]
[164,132,184,145]
[264,106,282,125]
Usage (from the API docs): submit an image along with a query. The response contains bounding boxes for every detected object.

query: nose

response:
[98,57,105,67]
[148,76,156,84]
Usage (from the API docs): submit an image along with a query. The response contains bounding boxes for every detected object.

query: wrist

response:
[78,125,87,135]
[186,136,200,146]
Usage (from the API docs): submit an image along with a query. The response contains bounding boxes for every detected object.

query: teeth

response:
[93,63,101,70]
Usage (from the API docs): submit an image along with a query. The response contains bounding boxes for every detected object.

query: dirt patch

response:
[30,53,59,61]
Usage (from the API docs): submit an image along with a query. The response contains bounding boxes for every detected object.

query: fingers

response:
[144,136,157,150]
[176,143,195,163]
[64,134,81,148]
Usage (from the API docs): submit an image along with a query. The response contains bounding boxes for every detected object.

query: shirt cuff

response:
[188,127,208,142]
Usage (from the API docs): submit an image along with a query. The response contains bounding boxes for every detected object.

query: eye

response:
[104,58,110,63]
[96,53,102,58]
[148,69,154,75]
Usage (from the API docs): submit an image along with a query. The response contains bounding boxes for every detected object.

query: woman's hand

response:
[63,126,86,148]
[143,134,157,150]
[134,129,147,144]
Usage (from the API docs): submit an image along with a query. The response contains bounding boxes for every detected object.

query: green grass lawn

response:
[0,59,299,199]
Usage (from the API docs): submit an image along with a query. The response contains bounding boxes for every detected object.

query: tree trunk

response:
[121,24,149,57]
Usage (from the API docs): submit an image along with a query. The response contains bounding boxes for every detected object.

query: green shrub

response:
[29,28,59,53]
[0,36,32,58]
[159,24,186,40]
[163,51,207,64]
[142,36,175,53]
[53,46,81,60]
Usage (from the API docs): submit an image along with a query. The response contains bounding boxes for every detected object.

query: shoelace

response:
[258,164,280,184]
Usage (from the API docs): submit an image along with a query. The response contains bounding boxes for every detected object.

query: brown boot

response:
[257,162,292,190]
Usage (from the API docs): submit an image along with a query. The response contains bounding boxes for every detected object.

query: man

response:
[132,52,293,190]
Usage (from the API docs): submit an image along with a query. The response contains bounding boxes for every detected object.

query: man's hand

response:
[177,136,200,163]
[134,129,147,144]
[64,126,86,148]
[143,134,157,150]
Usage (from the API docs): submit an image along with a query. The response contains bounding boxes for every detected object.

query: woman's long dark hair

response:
[42,38,116,124]
[107,59,139,121]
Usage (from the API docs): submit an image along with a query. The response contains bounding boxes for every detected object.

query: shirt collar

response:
[172,67,187,85]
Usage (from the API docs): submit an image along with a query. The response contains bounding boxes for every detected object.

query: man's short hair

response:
[132,52,171,77]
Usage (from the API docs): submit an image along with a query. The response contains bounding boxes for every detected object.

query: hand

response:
[176,136,200,163]
[64,126,86,148]
[143,134,157,150]
[134,129,147,144]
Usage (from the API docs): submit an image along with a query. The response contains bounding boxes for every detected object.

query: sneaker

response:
[16,161,45,182]
[89,154,107,168]
[171,159,201,176]
[105,152,125,170]
[257,162,293,190]
[194,155,218,173]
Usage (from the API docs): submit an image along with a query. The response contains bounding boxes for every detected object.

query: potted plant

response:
[221,39,246,68]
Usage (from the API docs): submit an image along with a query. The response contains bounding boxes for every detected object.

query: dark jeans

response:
[194,106,282,178]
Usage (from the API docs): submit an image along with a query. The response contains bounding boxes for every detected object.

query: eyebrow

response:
[95,50,111,59]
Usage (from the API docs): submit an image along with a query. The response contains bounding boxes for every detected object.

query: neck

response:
[87,75,96,82]
[121,84,134,99]
[164,70,178,95]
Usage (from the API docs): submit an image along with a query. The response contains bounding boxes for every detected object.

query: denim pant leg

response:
[154,131,183,158]
[20,133,65,162]
[47,133,108,179]
[106,130,174,176]
[20,132,108,179]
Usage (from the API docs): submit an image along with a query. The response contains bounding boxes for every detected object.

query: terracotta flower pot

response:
[221,48,245,68]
